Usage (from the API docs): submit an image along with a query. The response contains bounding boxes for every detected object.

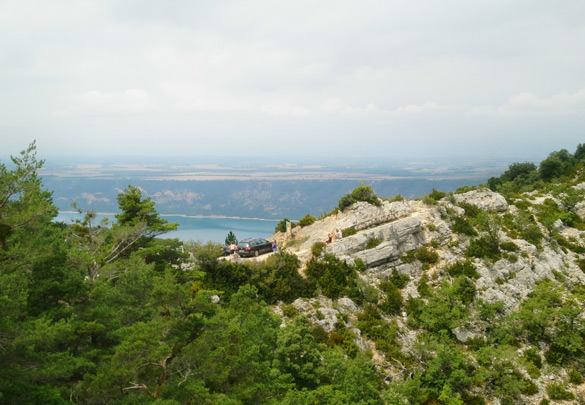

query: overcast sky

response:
[1,0,584,160]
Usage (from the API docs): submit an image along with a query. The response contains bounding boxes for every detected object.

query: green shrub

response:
[275,218,294,233]
[317,207,339,220]
[283,236,309,251]
[389,268,410,289]
[503,253,518,263]
[414,246,439,264]
[357,280,379,304]
[417,274,432,297]
[342,226,357,237]
[451,276,477,305]
[445,260,480,279]
[400,250,415,264]
[405,296,424,328]
[521,379,538,396]
[305,254,358,300]
[466,235,500,260]
[354,258,366,272]
[458,201,481,218]
[546,383,574,400]
[428,188,446,201]
[311,241,326,257]
[338,184,381,211]
[379,280,403,314]
[327,325,360,358]
[455,185,479,194]
[569,369,584,384]
[525,362,541,379]
[476,299,505,321]
[297,214,316,227]
[514,199,532,210]
[282,304,299,318]
[523,347,542,369]
[460,392,486,405]
[451,215,478,236]
[421,195,437,205]
[311,325,329,343]
[578,258,585,273]
[387,194,404,202]
[365,237,382,249]
[500,241,519,251]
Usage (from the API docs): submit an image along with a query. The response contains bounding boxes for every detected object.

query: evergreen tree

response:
[225,230,237,245]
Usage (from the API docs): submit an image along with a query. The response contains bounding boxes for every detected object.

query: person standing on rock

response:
[336,228,342,240]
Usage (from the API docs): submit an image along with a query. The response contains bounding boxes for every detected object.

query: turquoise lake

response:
[55,212,278,244]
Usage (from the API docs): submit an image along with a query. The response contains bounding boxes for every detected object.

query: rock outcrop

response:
[453,188,508,212]
[272,177,585,402]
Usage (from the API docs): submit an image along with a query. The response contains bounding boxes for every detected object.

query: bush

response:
[379,281,403,314]
[342,226,357,237]
[451,276,476,305]
[282,304,299,318]
[356,279,379,304]
[417,274,432,297]
[421,195,438,205]
[305,254,358,300]
[466,236,500,260]
[500,241,519,251]
[387,194,404,202]
[365,237,382,249]
[546,383,574,400]
[458,201,481,218]
[414,246,439,264]
[521,379,538,396]
[354,258,366,272]
[428,188,446,201]
[338,185,381,211]
[275,218,294,233]
[578,258,585,273]
[451,215,478,236]
[297,214,316,227]
[445,260,480,279]
[569,369,584,384]
[455,185,476,194]
[388,268,410,289]
[311,242,326,257]
[311,325,328,343]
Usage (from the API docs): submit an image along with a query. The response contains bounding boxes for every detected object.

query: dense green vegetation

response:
[3,142,585,404]
[0,144,382,404]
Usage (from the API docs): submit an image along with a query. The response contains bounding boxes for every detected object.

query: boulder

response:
[351,241,399,268]
[452,327,478,343]
[326,216,423,257]
[453,188,508,212]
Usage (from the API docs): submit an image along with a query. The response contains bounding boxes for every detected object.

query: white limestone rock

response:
[453,188,508,212]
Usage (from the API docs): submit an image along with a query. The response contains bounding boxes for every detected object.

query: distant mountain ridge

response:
[44,177,487,220]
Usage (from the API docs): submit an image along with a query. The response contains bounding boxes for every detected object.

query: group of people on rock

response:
[325,228,342,245]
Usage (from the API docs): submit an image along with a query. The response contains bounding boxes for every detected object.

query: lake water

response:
[55,212,278,244]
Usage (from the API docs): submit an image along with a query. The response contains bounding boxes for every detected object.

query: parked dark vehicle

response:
[237,238,273,257]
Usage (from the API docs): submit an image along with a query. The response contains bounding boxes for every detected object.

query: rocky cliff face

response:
[274,186,585,402]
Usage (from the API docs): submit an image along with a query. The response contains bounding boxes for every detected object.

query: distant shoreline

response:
[58,210,280,222]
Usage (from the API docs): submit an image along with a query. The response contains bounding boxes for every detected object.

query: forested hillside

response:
[2,142,585,404]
